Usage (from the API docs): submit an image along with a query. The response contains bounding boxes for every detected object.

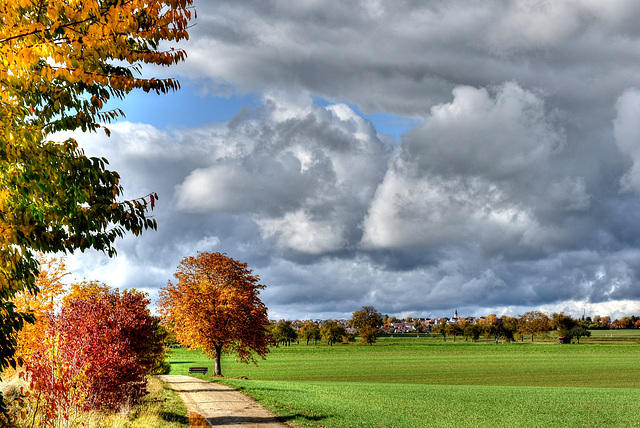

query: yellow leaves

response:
[1,0,194,110]
[12,254,68,361]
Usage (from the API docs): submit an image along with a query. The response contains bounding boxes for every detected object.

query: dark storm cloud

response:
[69,0,640,320]
[181,1,640,115]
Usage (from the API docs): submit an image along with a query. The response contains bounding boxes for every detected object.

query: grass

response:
[588,329,640,337]
[169,338,640,427]
[94,375,190,428]
[220,380,640,427]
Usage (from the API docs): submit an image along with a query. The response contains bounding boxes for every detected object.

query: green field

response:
[168,338,640,427]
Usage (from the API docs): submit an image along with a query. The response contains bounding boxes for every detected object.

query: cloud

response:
[614,88,640,193]
[360,82,579,255]
[173,0,640,117]
[173,97,391,255]
[64,1,640,320]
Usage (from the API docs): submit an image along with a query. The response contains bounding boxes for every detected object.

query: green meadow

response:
[168,337,640,427]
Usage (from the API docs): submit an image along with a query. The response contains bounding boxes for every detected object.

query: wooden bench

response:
[188,366,209,375]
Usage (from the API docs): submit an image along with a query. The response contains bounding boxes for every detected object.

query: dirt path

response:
[159,375,291,427]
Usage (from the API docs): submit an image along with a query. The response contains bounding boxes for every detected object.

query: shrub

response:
[25,288,167,422]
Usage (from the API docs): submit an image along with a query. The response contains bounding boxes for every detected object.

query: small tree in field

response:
[446,322,463,342]
[350,306,383,345]
[271,321,297,346]
[300,321,321,345]
[463,323,482,342]
[320,321,346,346]
[518,311,551,342]
[567,327,591,344]
[433,318,448,341]
[159,252,271,376]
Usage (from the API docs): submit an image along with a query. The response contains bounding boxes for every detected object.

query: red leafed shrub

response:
[26,288,166,420]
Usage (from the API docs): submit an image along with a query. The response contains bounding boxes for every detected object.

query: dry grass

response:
[1,374,189,428]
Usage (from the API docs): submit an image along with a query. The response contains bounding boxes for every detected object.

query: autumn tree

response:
[433,318,448,341]
[484,316,516,343]
[518,311,550,342]
[463,323,482,342]
[445,322,463,342]
[551,313,576,337]
[10,254,67,364]
[350,306,383,345]
[617,316,634,329]
[320,321,347,346]
[271,321,297,346]
[501,316,518,342]
[0,0,194,415]
[159,252,271,377]
[300,321,321,345]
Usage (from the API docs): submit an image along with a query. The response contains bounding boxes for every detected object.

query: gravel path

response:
[159,375,291,427]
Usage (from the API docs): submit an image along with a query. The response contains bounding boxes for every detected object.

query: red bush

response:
[26,288,165,420]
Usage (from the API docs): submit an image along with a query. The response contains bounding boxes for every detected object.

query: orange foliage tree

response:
[349,306,383,345]
[11,254,68,363]
[159,252,271,376]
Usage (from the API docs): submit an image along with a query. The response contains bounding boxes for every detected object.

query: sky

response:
[63,0,640,321]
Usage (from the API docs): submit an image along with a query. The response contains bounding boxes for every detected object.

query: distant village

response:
[281,309,640,335]
[314,310,476,335]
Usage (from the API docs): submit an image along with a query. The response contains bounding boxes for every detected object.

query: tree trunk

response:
[214,343,223,376]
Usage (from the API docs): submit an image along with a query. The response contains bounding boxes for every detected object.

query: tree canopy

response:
[0,0,194,295]
[518,311,551,342]
[551,312,577,337]
[158,252,271,376]
[11,254,67,362]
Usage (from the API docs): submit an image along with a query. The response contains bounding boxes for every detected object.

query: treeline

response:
[382,313,640,331]
[270,306,386,346]
[270,309,640,347]
[269,320,355,347]
[429,312,592,344]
